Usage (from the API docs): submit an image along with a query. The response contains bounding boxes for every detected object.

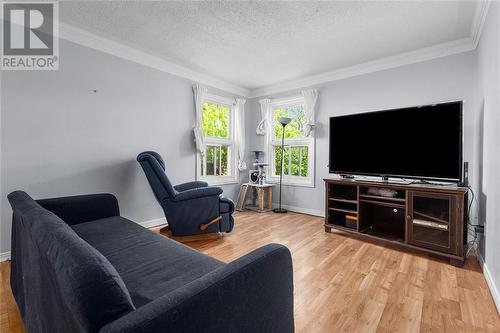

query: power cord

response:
[464,185,484,258]
[466,186,482,228]
[466,229,479,258]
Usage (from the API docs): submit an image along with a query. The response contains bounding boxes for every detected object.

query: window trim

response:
[265,95,315,188]
[196,93,238,186]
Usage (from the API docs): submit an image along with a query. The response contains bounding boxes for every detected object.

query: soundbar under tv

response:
[328,101,463,182]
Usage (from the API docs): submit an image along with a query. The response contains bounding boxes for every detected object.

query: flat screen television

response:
[329,101,463,182]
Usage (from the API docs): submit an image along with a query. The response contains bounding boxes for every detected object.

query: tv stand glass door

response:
[407,191,457,254]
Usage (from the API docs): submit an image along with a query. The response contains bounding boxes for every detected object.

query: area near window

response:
[266,96,315,187]
[197,94,238,185]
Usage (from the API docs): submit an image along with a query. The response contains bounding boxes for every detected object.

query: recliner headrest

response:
[137,151,165,170]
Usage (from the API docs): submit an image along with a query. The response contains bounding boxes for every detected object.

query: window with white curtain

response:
[266,95,315,187]
[197,93,238,185]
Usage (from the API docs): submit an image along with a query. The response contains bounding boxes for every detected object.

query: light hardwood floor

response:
[1,211,499,332]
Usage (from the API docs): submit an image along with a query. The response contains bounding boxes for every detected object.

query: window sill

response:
[266,177,315,188]
[199,177,239,186]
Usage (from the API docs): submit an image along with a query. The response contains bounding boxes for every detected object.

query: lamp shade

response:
[278,117,292,126]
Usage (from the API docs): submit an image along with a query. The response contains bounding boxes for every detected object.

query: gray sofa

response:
[7,191,294,333]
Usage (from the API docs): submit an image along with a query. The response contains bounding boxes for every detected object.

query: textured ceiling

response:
[60,1,477,90]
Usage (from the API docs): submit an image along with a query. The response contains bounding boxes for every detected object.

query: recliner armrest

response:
[172,186,223,202]
[174,181,209,192]
[37,193,120,226]
[99,244,294,333]
[219,196,235,214]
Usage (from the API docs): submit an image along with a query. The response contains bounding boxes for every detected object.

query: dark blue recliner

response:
[137,151,234,236]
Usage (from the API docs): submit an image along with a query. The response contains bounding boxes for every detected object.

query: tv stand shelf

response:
[324,178,468,265]
[329,198,357,204]
[359,194,406,203]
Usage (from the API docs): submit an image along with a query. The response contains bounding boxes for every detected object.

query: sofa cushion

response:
[71,217,225,307]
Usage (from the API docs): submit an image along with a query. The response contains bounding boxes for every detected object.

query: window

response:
[266,96,315,187]
[197,94,237,185]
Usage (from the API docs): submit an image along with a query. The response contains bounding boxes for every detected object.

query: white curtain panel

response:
[235,98,247,171]
[193,84,207,154]
[256,98,271,135]
[302,89,319,137]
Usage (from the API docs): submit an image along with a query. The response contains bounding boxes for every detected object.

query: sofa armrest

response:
[174,181,208,192]
[99,244,294,333]
[172,186,223,202]
[37,193,120,226]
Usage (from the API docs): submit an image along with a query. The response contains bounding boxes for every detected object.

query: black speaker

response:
[460,162,469,187]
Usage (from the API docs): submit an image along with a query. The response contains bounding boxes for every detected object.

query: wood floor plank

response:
[1,211,499,332]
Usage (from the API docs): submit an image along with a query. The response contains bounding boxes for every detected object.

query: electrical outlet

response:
[474,225,485,234]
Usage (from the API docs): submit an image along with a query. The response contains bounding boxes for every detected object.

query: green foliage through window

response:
[201,102,231,178]
[274,104,305,139]
[202,103,229,138]
[274,145,308,177]
[204,145,229,176]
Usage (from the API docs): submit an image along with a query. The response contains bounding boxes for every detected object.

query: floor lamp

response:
[273,117,292,214]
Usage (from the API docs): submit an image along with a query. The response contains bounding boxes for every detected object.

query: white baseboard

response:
[138,217,167,228]
[477,250,500,316]
[481,260,500,316]
[0,251,11,262]
[477,248,485,269]
[275,204,324,217]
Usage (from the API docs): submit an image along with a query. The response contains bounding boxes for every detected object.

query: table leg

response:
[252,187,257,207]
[266,187,273,209]
[258,188,264,211]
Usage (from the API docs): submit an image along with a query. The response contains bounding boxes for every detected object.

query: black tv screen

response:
[329,101,463,182]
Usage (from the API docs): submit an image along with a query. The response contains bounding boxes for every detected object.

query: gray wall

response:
[0,40,241,254]
[248,51,477,216]
[474,1,500,304]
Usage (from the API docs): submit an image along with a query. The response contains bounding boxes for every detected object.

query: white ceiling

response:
[59,1,482,95]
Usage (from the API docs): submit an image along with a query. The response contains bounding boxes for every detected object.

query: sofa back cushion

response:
[8,191,135,332]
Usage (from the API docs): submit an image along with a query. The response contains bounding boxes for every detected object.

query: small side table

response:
[244,183,275,213]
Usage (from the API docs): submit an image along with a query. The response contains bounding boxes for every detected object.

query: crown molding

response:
[58,22,252,98]
[471,1,491,48]
[249,37,475,98]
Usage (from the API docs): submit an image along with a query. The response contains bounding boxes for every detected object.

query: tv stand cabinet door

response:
[407,191,458,255]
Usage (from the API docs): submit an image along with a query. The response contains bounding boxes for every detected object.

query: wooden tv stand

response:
[324,178,468,266]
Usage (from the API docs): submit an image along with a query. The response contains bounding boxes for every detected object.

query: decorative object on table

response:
[249,170,260,184]
[137,151,234,238]
[274,117,292,214]
[367,187,398,198]
[249,150,267,185]
[253,162,268,185]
